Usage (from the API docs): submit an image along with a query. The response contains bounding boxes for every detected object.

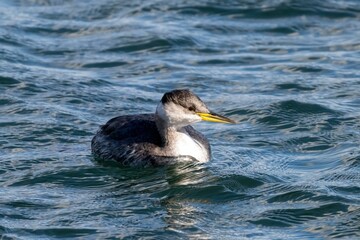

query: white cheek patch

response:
[156,102,168,121]
[156,102,201,127]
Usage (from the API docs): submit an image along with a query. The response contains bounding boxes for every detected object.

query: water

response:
[1,0,360,239]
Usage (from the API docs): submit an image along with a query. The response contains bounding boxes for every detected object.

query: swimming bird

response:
[91,89,235,167]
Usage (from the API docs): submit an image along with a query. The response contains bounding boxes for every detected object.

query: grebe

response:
[91,89,235,167]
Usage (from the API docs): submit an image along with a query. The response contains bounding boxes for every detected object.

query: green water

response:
[1,0,360,239]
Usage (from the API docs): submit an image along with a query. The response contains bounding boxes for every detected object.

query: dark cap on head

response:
[161,89,209,113]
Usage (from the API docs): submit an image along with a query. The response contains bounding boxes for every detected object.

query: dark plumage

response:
[92,114,210,166]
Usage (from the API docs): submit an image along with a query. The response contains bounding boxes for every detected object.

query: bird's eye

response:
[188,106,195,112]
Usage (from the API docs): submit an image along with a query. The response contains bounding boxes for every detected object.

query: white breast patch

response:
[173,131,210,163]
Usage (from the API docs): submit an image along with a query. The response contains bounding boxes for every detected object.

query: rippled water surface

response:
[1,0,360,239]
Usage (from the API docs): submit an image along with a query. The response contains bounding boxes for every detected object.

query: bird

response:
[91,89,235,167]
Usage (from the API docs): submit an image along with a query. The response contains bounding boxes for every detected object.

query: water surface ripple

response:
[1,0,360,239]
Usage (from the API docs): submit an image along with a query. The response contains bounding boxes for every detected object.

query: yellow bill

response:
[196,112,236,124]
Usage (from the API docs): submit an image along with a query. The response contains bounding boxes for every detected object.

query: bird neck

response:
[155,115,183,147]
[155,115,210,162]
